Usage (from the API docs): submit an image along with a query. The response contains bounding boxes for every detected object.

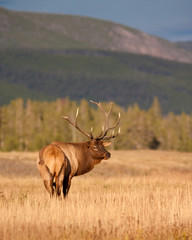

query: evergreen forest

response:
[1,49,192,114]
[1,98,192,152]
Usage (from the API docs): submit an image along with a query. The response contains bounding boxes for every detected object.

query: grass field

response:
[0,150,192,239]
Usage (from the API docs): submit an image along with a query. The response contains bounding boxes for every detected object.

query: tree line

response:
[0,98,192,152]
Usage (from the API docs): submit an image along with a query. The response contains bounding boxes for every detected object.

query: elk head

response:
[87,140,111,162]
[62,100,120,161]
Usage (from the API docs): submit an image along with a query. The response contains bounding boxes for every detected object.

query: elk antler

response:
[63,101,120,141]
[90,100,120,140]
[63,108,93,139]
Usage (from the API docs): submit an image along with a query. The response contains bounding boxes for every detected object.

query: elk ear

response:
[103,142,111,147]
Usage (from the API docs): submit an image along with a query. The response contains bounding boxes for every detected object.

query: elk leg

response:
[63,176,71,198]
[38,163,54,196]
[55,176,64,198]
[43,180,54,197]
[55,179,63,197]
[55,163,65,198]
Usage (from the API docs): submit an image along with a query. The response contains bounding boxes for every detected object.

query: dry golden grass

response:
[0,150,192,240]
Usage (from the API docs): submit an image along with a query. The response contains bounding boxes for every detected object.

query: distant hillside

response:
[1,7,192,63]
[1,49,192,114]
[1,8,192,114]
[176,41,192,52]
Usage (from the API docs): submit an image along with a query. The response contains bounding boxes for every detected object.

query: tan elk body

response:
[37,101,120,198]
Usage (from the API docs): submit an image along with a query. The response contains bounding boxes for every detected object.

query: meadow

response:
[0,150,192,239]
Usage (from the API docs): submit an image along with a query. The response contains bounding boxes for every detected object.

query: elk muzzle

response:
[104,151,111,160]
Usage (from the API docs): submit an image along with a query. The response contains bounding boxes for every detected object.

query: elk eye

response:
[93,146,98,151]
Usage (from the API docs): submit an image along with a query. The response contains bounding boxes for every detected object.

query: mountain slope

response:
[1,49,192,114]
[176,41,192,52]
[1,8,192,114]
[0,7,192,63]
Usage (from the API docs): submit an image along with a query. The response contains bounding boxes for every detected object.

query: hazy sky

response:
[0,0,192,42]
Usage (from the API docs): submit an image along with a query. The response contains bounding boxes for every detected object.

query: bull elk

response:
[37,100,120,198]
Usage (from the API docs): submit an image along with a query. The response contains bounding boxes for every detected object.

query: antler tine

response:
[75,108,79,124]
[90,100,113,119]
[63,108,92,139]
[90,100,111,135]
[100,112,121,139]
[90,100,120,140]
[90,126,94,139]
[103,127,121,141]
